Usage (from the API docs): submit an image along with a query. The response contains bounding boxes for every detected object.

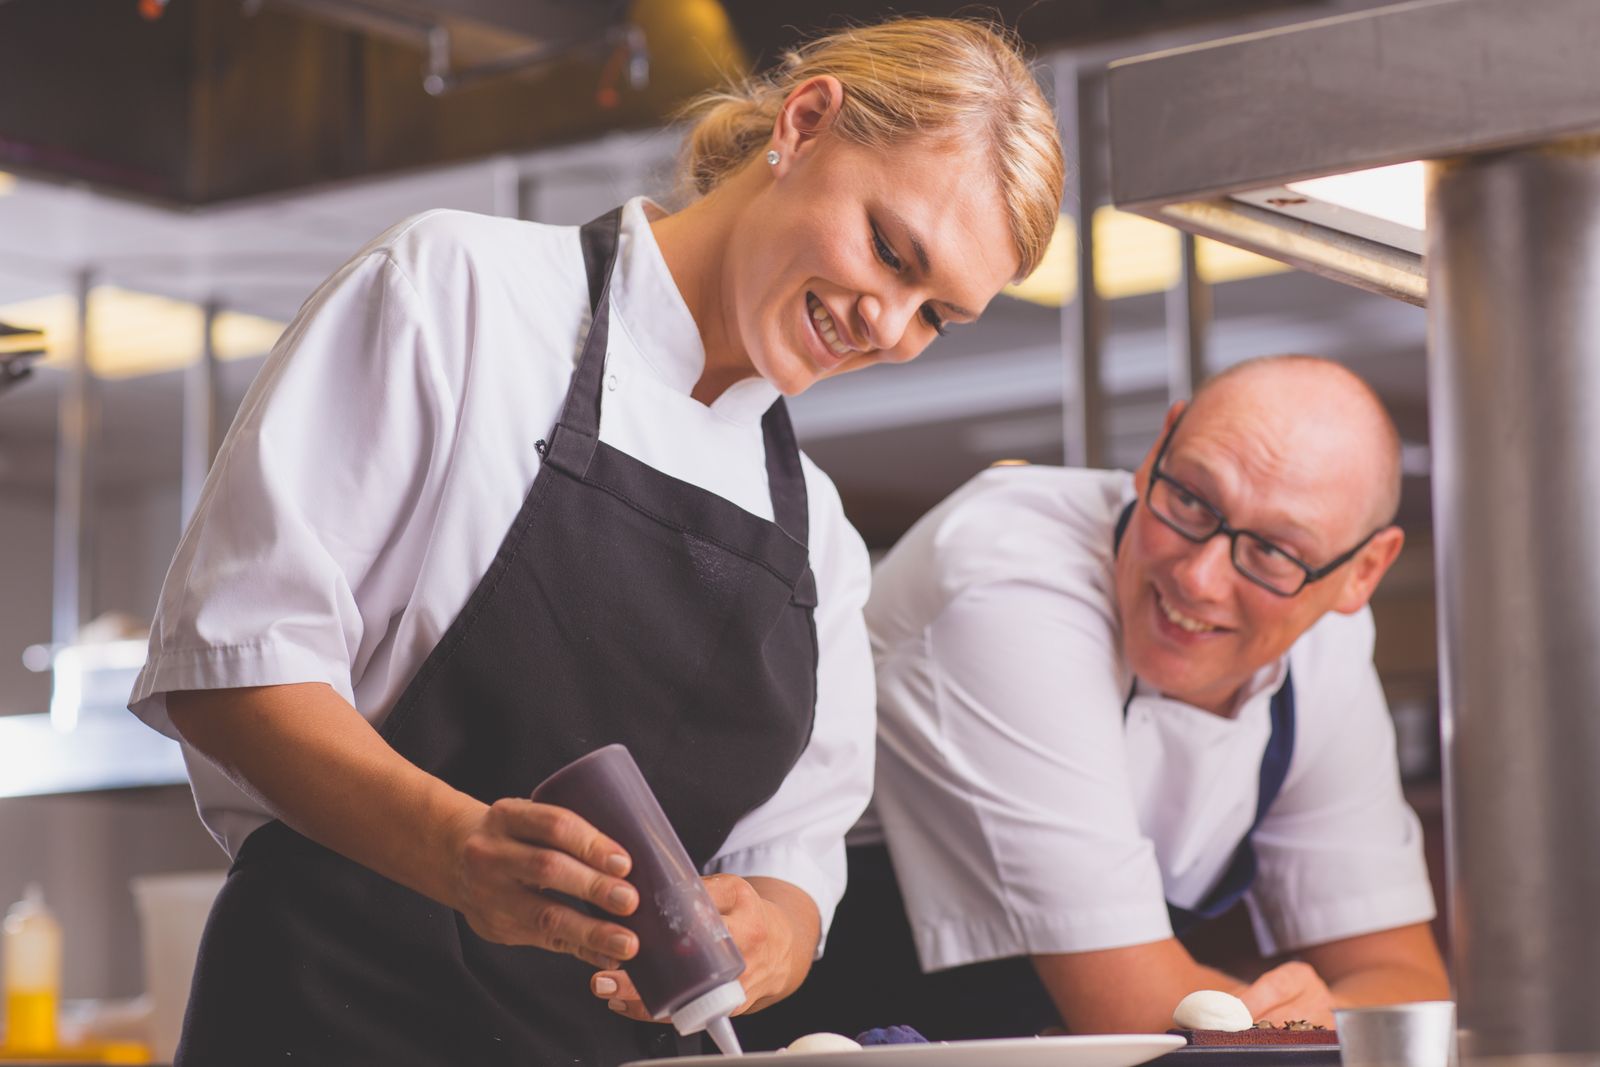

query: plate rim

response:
[622,1030,1188,1066]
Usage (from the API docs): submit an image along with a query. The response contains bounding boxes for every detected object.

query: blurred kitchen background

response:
[0,0,1439,1010]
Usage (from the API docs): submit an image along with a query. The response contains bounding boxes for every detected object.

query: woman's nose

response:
[854,291,916,354]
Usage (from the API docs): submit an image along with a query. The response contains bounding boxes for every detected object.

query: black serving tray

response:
[1151,1045,1342,1067]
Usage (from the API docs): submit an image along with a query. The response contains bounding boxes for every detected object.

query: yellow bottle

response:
[3,883,62,1052]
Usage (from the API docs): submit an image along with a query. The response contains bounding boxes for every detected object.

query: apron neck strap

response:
[552,208,624,450]
[1114,499,1137,710]
[761,401,809,547]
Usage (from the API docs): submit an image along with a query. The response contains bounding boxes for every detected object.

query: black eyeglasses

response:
[1145,417,1386,597]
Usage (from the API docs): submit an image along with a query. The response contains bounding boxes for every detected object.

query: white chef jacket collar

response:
[612,197,781,427]
[1129,653,1288,727]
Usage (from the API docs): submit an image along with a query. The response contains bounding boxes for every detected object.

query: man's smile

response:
[1154,587,1229,636]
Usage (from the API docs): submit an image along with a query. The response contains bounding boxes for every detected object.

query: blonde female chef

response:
[129,17,1063,1066]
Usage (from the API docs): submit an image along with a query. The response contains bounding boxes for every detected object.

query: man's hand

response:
[1301,922,1449,1009]
[591,874,819,1021]
[450,798,642,970]
[1240,961,1336,1027]
[1032,938,1249,1034]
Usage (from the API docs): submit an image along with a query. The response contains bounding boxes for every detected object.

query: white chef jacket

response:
[129,197,876,938]
[865,465,1435,971]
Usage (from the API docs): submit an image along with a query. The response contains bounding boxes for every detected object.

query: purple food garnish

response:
[856,1025,930,1046]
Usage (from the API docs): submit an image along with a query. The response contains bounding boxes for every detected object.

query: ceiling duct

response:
[0,0,1364,205]
[0,0,742,203]
[255,0,640,96]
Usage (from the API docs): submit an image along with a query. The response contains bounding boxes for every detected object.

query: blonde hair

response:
[680,17,1064,279]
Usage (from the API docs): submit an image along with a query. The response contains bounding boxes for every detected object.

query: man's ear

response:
[1133,400,1187,496]
[1333,526,1405,614]
[768,75,845,175]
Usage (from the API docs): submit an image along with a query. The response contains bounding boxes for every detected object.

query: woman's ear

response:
[769,75,845,174]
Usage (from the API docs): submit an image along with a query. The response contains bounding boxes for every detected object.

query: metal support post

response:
[1165,231,1210,401]
[51,271,95,651]
[49,271,98,731]
[1428,135,1600,1067]
[1057,60,1107,468]
[181,301,223,526]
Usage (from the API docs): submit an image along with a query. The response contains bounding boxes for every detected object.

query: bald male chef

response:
[742,354,1449,1047]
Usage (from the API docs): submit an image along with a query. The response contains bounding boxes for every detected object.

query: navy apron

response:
[739,500,1295,1046]
[175,208,820,1067]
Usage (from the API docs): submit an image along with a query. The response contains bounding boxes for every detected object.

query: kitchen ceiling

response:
[0,0,1336,204]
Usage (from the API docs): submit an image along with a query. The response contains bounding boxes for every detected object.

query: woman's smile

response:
[803,290,855,370]
[807,291,857,357]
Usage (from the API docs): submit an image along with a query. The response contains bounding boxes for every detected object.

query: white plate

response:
[624,1033,1187,1067]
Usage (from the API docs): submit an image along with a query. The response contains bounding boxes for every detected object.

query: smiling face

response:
[714,86,1019,396]
[1114,362,1405,715]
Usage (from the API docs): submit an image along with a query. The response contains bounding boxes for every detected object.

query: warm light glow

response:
[1004,209,1288,308]
[0,287,283,379]
[1094,209,1180,298]
[1196,239,1291,286]
[1287,162,1426,233]
[1004,214,1078,306]
[0,171,16,197]
[630,0,749,96]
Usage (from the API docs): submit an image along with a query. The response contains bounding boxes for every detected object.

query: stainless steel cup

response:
[1335,1002,1457,1067]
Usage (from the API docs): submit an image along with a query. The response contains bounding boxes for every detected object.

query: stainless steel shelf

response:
[1107,0,1600,207]
[1104,0,1600,302]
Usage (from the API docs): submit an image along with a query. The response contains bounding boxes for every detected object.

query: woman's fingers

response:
[592,969,653,1022]
[470,799,639,914]
[454,799,642,963]
[528,895,640,960]
[515,843,639,917]
[466,884,638,958]
[491,798,632,876]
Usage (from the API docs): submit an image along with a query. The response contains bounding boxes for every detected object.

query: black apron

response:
[176,209,820,1067]
[739,499,1296,1047]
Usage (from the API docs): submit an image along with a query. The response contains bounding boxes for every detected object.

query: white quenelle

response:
[1173,990,1254,1032]
[783,1032,864,1053]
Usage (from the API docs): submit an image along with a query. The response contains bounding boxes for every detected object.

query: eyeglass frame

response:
[1143,415,1390,597]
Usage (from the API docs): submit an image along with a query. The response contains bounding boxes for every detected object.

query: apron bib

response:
[176,209,820,1067]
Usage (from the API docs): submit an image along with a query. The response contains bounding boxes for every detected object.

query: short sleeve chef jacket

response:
[128,198,876,937]
[865,465,1435,971]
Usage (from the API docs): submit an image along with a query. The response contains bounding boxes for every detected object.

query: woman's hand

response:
[449,797,643,970]
[590,874,819,1021]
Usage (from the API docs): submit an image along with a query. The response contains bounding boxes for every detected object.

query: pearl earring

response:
[766,149,780,166]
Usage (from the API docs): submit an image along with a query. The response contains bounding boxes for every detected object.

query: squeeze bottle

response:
[3,883,62,1051]
[532,744,746,1056]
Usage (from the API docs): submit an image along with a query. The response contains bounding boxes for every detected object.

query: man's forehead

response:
[1168,416,1366,546]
